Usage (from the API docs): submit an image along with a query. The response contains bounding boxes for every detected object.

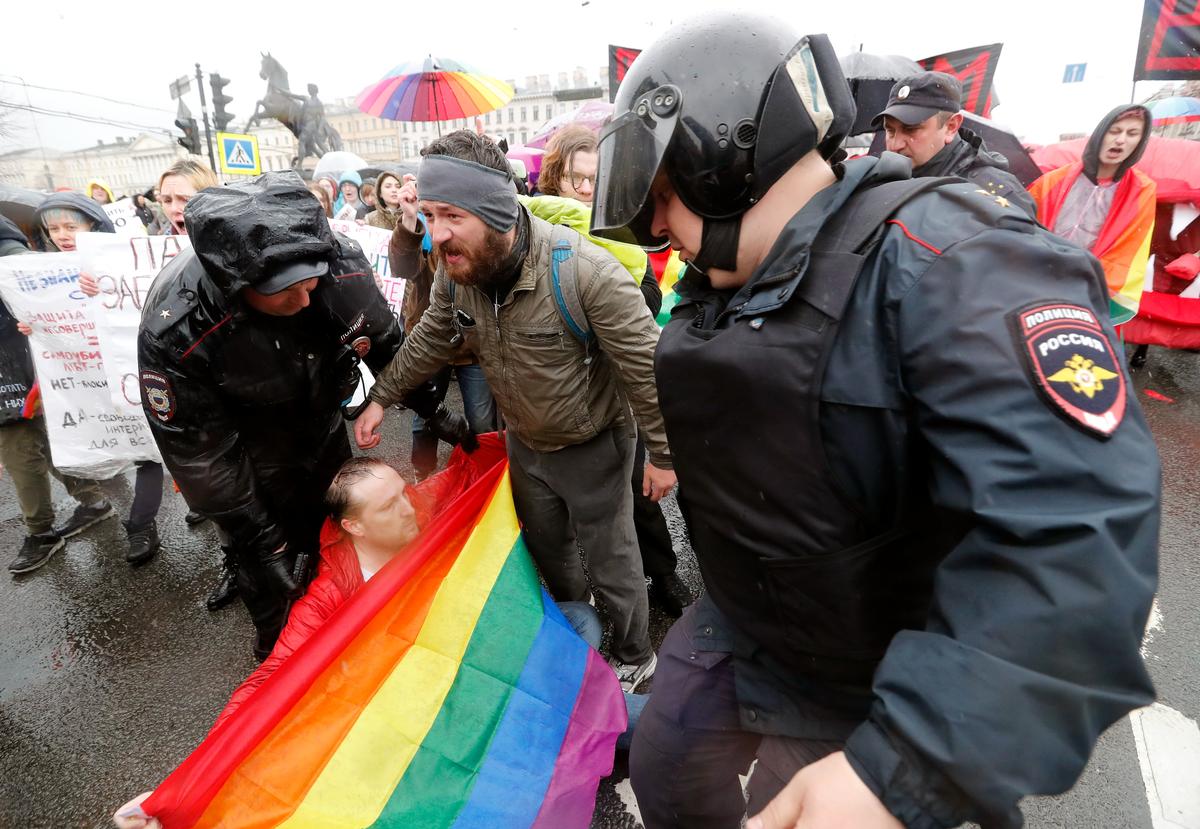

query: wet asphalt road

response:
[1,350,1197,828]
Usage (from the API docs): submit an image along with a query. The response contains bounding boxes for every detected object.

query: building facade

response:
[0,65,610,192]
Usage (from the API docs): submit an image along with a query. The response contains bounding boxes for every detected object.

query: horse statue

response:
[245,53,343,168]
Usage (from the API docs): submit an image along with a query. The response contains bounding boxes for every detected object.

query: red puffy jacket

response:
[211,436,506,730]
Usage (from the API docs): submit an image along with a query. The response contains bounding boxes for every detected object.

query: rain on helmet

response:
[590,13,856,270]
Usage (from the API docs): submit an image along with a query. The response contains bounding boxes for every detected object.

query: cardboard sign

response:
[0,253,152,477]
[103,199,148,237]
[77,232,192,466]
[328,219,406,317]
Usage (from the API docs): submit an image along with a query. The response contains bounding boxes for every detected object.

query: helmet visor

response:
[590,102,679,248]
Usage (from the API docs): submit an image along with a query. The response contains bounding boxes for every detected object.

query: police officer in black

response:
[138,172,471,659]
[591,14,1160,829]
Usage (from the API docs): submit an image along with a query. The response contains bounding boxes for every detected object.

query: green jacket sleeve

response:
[368,268,459,408]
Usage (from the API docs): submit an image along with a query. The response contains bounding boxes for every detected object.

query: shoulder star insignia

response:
[994,195,1010,209]
[160,309,172,319]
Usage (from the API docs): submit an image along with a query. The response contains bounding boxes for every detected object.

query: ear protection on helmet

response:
[753,34,857,204]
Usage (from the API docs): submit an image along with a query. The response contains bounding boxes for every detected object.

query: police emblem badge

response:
[1008,302,1126,439]
[141,370,176,423]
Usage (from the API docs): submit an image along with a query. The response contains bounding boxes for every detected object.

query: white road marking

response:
[1131,704,1200,829]
[1141,599,1164,660]
[614,776,643,824]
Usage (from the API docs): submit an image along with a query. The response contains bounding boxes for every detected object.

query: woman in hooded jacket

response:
[1031,105,1157,323]
[87,179,115,206]
[334,170,369,220]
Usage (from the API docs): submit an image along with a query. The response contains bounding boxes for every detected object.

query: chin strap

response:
[689,215,742,275]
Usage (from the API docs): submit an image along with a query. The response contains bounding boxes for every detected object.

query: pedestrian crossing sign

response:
[216,132,261,176]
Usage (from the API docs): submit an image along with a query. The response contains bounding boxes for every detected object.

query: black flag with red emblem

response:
[608,45,642,102]
[1135,0,1200,81]
[918,43,1002,117]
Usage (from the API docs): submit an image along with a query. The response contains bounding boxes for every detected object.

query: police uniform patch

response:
[141,370,176,423]
[351,336,371,358]
[1008,301,1126,439]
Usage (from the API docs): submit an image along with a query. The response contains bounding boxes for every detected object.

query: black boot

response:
[253,625,281,662]
[124,520,161,565]
[206,562,240,611]
[1130,344,1149,369]
[648,571,694,618]
[185,510,208,526]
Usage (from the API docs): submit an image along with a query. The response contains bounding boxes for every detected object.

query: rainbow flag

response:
[1030,164,1157,325]
[649,249,685,327]
[141,440,625,828]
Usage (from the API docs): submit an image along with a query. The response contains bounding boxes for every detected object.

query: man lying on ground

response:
[113,453,644,827]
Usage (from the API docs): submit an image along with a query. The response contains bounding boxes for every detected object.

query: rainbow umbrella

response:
[1149,96,1200,127]
[356,55,514,134]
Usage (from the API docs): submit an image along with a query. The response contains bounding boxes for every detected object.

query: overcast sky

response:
[0,0,1167,152]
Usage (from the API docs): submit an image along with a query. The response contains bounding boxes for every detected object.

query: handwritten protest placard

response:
[103,199,148,237]
[77,233,190,467]
[0,253,151,477]
[328,219,406,317]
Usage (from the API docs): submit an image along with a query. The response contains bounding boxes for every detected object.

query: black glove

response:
[426,403,479,453]
[261,545,303,600]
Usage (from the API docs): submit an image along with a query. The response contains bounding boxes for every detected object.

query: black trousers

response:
[629,603,844,828]
[631,433,677,584]
[232,432,350,648]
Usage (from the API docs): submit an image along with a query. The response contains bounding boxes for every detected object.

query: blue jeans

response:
[412,364,496,475]
[558,601,647,752]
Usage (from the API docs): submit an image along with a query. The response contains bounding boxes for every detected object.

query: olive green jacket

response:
[369,209,671,467]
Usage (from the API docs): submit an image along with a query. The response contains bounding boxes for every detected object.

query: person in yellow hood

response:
[87,179,114,205]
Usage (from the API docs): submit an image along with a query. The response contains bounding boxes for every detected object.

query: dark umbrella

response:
[839,52,922,136]
[0,184,48,243]
[359,162,421,183]
[960,112,1041,186]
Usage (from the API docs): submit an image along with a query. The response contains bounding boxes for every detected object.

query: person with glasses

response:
[538,125,599,204]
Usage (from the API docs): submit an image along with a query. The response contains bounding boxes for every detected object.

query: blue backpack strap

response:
[549,224,592,346]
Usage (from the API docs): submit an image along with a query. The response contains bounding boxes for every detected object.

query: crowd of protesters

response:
[0,15,1179,828]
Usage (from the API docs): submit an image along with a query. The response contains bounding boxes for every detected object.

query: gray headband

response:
[417,155,518,232]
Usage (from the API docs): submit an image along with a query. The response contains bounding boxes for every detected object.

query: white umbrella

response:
[312,151,369,181]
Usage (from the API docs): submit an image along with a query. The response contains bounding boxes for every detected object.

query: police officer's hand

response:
[746,752,902,829]
[643,463,677,503]
[354,401,386,450]
[427,404,478,453]
[261,545,303,600]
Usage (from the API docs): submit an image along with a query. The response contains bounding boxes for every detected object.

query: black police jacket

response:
[138,237,418,560]
[912,127,1038,219]
[656,154,1159,828]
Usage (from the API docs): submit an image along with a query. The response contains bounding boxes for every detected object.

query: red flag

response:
[918,44,1003,117]
[1135,0,1200,80]
[608,45,641,102]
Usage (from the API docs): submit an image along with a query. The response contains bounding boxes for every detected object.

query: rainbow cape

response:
[1030,164,1157,325]
[142,438,625,828]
